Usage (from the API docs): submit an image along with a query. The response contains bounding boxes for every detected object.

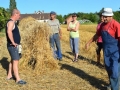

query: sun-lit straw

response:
[19,17,59,75]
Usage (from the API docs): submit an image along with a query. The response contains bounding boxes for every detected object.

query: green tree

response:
[0,7,10,31]
[88,13,98,23]
[113,11,120,22]
[98,8,104,16]
[9,0,17,14]
[57,15,64,24]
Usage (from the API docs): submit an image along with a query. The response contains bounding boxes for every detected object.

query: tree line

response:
[57,8,120,24]
[0,0,17,31]
[0,0,120,31]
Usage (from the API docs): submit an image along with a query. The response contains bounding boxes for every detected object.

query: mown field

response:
[0,18,109,90]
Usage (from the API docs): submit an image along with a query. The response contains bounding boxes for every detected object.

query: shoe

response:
[6,76,16,80]
[72,58,78,62]
[6,77,13,80]
[104,85,111,90]
[106,86,111,90]
[96,62,100,66]
[16,80,27,85]
[58,58,62,61]
[57,57,62,61]
[75,59,78,62]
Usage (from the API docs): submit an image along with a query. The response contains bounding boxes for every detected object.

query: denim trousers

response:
[70,37,79,54]
[101,31,120,90]
[49,33,62,59]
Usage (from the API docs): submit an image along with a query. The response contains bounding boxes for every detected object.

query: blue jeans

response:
[101,31,120,90]
[107,63,120,90]
[70,37,79,54]
[49,33,62,59]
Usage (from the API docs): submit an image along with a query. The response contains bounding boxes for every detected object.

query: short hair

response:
[72,13,77,17]
[11,9,19,16]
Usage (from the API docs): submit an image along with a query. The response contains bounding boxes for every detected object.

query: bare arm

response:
[67,22,71,31]
[59,28,62,39]
[85,34,99,49]
[7,21,17,47]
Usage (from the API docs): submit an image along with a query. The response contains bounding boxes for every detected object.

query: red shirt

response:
[97,19,120,39]
[96,22,103,42]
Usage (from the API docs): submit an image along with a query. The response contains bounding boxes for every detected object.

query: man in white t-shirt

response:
[48,11,62,60]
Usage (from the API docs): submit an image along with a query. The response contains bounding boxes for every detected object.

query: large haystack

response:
[19,17,59,75]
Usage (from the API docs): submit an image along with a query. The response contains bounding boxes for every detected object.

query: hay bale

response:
[19,17,59,75]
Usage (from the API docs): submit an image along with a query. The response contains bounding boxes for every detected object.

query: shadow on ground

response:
[62,54,73,61]
[66,51,104,68]
[0,57,9,74]
[60,63,108,90]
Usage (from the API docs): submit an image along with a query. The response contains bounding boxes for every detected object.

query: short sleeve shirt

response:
[96,22,103,42]
[97,19,120,39]
[48,19,61,34]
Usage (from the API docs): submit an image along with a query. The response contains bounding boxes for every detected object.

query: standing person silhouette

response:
[6,9,26,85]
[48,11,62,61]
[67,13,80,62]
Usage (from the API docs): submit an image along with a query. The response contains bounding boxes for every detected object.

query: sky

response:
[0,0,120,16]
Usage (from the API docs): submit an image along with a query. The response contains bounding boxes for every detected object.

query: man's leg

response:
[7,62,12,79]
[74,38,79,60]
[118,63,120,89]
[13,60,20,82]
[49,35,57,59]
[70,38,74,53]
[54,34,62,60]
[110,60,119,90]
[97,54,100,63]
[96,43,102,65]
[104,53,119,90]
[7,46,26,84]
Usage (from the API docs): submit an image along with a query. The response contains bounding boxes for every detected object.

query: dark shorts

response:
[96,42,103,55]
[7,45,20,60]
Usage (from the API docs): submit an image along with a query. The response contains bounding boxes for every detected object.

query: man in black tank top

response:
[6,9,26,85]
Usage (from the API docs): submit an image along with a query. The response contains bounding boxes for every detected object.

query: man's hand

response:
[11,42,18,47]
[59,35,62,40]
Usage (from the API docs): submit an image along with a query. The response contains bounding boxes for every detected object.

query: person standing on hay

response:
[67,13,80,62]
[5,9,26,85]
[85,8,120,90]
[48,11,62,61]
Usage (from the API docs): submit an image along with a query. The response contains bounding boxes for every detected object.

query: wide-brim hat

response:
[102,8,114,16]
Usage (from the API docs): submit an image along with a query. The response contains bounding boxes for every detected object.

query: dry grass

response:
[18,17,59,75]
[0,17,109,90]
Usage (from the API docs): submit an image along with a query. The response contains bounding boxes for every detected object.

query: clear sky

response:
[0,0,120,15]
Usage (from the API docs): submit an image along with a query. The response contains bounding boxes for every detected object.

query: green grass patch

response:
[0,28,5,37]
[0,33,5,37]
[0,28,5,33]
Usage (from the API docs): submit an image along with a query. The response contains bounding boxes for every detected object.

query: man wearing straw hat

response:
[85,8,120,90]
[5,9,26,85]
[48,11,62,61]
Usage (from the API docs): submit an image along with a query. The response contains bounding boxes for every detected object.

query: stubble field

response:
[0,18,108,90]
